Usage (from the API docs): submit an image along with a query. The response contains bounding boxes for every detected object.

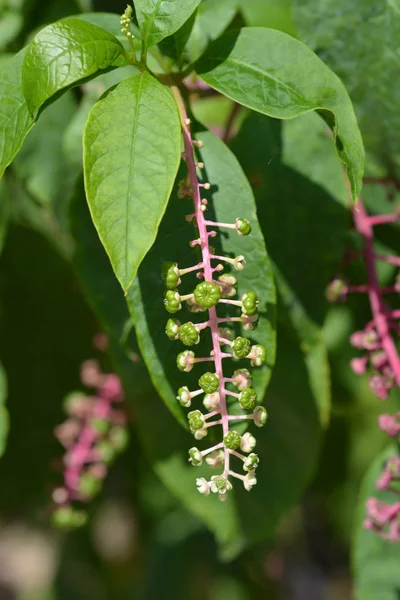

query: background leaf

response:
[353,444,400,600]
[135,0,201,48]
[238,0,296,36]
[22,18,124,114]
[0,362,8,458]
[83,72,181,292]
[196,27,364,199]
[127,128,276,423]
[0,49,34,178]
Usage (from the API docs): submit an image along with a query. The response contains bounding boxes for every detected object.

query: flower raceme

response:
[52,358,128,528]
[162,90,268,501]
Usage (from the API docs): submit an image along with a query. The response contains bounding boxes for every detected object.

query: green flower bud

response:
[177,350,195,372]
[109,426,129,452]
[241,291,259,316]
[243,453,259,472]
[90,418,109,435]
[177,386,192,407]
[79,473,101,500]
[224,430,242,450]
[254,405,268,427]
[162,261,180,289]
[188,409,205,432]
[232,336,251,359]
[188,447,203,466]
[199,372,219,393]
[52,506,87,529]
[165,318,180,340]
[96,440,115,463]
[194,281,221,308]
[239,387,257,410]
[210,475,232,495]
[178,322,200,346]
[236,217,251,236]
[249,344,266,367]
[164,290,181,314]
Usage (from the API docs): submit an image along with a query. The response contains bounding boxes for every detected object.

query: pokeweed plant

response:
[0,1,365,509]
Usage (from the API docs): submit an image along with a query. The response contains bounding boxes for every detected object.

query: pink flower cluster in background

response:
[52,347,128,528]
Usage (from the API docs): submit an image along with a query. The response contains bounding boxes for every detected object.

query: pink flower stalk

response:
[52,356,128,529]
[327,198,400,399]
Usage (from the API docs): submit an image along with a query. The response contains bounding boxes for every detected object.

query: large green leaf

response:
[353,444,400,600]
[0,362,8,458]
[127,128,276,423]
[22,18,124,115]
[196,27,364,200]
[135,0,201,48]
[83,71,181,292]
[70,188,321,560]
[293,0,400,175]
[0,49,35,179]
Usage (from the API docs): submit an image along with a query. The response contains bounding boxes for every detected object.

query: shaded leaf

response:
[353,444,400,600]
[0,49,34,179]
[196,27,364,199]
[83,72,181,292]
[135,0,201,48]
[22,18,124,115]
[0,362,8,458]
[127,128,276,423]
[0,9,23,49]
[238,0,296,36]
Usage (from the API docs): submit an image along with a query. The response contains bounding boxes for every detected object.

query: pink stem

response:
[368,213,399,226]
[352,200,400,386]
[172,87,231,478]
[374,253,400,267]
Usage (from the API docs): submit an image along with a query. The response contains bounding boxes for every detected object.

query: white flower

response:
[188,447,203,466]
[243,453,259,472]
[210,475,232,495]
[205,449,224,468]
[233,255,246,271]
[194,427,208,440]
[243,470,257,491]
[203,392,220,411]
[232,368,252,391]
[240,432,256,453]
[254,406,268,428]
[196,478,210,496]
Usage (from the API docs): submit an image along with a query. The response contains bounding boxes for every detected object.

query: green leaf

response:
[231,112,350,425]
[0,9,23,49]
[0,179,10,255]
[0,49,35,179]
[135,0,201,48]
[13,92,77,205]
[238,0,296,36]
[127,128,276,423]
[83,72,181,292]
[0,362,8,458]
[22,18,124,115]
[353,444,400,600]
[293,0,400,175]
[196,27,365,200]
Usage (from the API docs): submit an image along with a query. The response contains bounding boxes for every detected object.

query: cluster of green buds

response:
[161,101,268,501]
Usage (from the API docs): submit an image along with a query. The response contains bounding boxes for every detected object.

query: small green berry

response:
[90,418,109,435]
[109,426,129,452]
[188,447,203,466]
[249,344,267,367]
[162,262,180,289]
[79,473,101,500]
[241,291,259,316]
[232,336,251,359]
[236,217,251,236]
[224,430,241,450]
[164,290,181,314]
[239,387,257,410]
[165,318,180,340]
[254,405,268,427]
[177,350,195,372]
[194,281,221,308]
[178,322,200,346]
[177,386,191,407]
[198,372,219,394]
[188,410,205,432]
[52,506,87,529]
